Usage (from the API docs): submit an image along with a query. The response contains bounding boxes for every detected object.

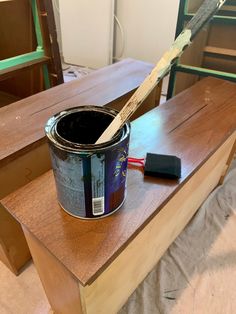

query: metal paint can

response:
[45,106,130,219]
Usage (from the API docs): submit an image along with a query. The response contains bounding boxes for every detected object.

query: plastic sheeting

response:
[120,159,236,314]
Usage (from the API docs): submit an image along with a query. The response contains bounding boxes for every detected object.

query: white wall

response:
[58,0,115,68]
[114,0,179,64]
[53,0,180,66]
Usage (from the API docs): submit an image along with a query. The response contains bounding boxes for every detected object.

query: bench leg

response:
[219,138,236,185]
[22,227,84,314]
[0,142,51,273]
[0,204,31,274]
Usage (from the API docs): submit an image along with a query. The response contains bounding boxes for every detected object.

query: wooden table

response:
[2,77,236,313]
[0,58,159,274]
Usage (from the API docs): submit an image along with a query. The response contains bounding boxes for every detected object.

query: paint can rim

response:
[45,105,130,154]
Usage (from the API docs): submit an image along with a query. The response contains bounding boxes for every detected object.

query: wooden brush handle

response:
[96,0,226,144]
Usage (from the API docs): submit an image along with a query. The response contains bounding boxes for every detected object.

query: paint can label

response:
[91,154,105,215]
[92,197,105,215]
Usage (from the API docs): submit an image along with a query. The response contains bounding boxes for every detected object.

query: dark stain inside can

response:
[56,110,115,144]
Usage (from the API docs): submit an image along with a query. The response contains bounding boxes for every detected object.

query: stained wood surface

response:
[20,134,235,314]
[0,58,154,165]
[23,227,83,314]
[82,135,235,314]
[0,0,63,99]
[175,28,209,95]
[204,46,236,59]
[0,203,31,274]
[37,0,64,85]
[170,0,235,98]
[0,57,50,82]
[2,78,236,286]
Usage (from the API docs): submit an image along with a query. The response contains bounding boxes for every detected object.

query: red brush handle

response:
[128,157,145,167]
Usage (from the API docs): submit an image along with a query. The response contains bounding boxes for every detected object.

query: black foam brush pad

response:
[144,153,181,179]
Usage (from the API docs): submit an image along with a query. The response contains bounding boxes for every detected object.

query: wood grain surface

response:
[23,227,84,314]
[82,134,235,314]
[2,77,236,286]
[0,203,31,274]
[0,58,154,164]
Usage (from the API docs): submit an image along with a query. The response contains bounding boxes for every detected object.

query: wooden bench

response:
[2,77,235,313]
[0,58,161,274]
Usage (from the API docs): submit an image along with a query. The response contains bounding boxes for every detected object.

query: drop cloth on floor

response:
[120,159,236,314]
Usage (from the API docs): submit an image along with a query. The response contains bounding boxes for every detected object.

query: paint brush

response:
[96,0,226,144]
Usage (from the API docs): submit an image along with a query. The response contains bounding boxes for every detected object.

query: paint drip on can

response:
[45,106,130,219]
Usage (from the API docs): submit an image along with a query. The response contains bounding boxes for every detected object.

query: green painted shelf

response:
[167,0,236,99]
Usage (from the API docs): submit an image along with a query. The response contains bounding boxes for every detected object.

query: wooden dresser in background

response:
[0,0,63,107]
